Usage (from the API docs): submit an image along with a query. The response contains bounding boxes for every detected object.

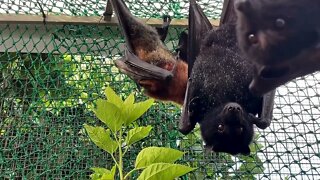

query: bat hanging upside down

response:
[110,0,188,105]
[235,0,320,95]
[110,0,275,155]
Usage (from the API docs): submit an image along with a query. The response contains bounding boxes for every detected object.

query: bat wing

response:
[115,50,173,81]
[179,80,195,134]
[178,0,213,134]
[249,89,276,129]
[110,0,173,82]
[187,0,213,76]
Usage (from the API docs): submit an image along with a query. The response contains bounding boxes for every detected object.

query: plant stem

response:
[124,169,136,179]
[110,154,119,168]
[118,128,124,180]
[123,146,129,156]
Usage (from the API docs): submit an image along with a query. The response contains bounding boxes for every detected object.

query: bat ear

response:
[234,0,251,14]
[188,0,213,76]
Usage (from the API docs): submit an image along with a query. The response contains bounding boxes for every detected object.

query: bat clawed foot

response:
[249,113,271,129]
[162,15,172,24]
[255,119,271,129]
[156,15,172,42]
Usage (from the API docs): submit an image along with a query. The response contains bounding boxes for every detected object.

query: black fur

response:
[200,103,253,155]
[187,24,262,155]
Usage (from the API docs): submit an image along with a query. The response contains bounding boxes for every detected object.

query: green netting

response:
[0,0,221,18]
[0,0,320,179]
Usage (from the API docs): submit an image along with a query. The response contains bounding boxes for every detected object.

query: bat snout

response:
[224,103,243,114]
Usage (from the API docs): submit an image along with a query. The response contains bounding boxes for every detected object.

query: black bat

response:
[110,0,188,105]
[179,0,275,155]
[111,0,275,155]
[234,0,320,95]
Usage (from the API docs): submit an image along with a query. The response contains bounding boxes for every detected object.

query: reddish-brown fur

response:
[139,60,188,105]
[130,45,188,105]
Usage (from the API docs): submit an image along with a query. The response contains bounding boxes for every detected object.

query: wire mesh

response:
[0,0,319,179]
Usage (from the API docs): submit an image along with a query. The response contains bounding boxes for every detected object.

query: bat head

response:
[235,0,319,66]
[200,102,253,155]
[235,0,320,95]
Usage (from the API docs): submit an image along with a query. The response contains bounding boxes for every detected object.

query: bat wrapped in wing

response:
[110,0,188,105]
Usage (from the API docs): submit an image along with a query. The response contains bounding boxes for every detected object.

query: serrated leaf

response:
[135,147,184,169]
[84,124,118,154]
[125,99,154,125]
[94,99,124,132]
[126,126,152,146]
[137,163,196,180]
[105,87,123,108]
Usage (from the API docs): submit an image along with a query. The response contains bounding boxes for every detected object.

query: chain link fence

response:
[0,0,319,179]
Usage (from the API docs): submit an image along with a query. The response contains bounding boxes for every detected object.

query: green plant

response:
[84,87,195,180]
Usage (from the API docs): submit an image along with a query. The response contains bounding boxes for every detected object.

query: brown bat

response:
[110,0,188,105]
[235,0,320,95]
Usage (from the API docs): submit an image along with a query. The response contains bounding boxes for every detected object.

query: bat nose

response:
[225,103,242,112]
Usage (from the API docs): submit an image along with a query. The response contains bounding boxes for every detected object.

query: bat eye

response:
[248,34,258,44]
[275,18,286,29]
[218,124,224,133]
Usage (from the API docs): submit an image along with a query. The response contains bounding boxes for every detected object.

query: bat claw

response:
[162,15,172,23]
[156,14,172,42]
